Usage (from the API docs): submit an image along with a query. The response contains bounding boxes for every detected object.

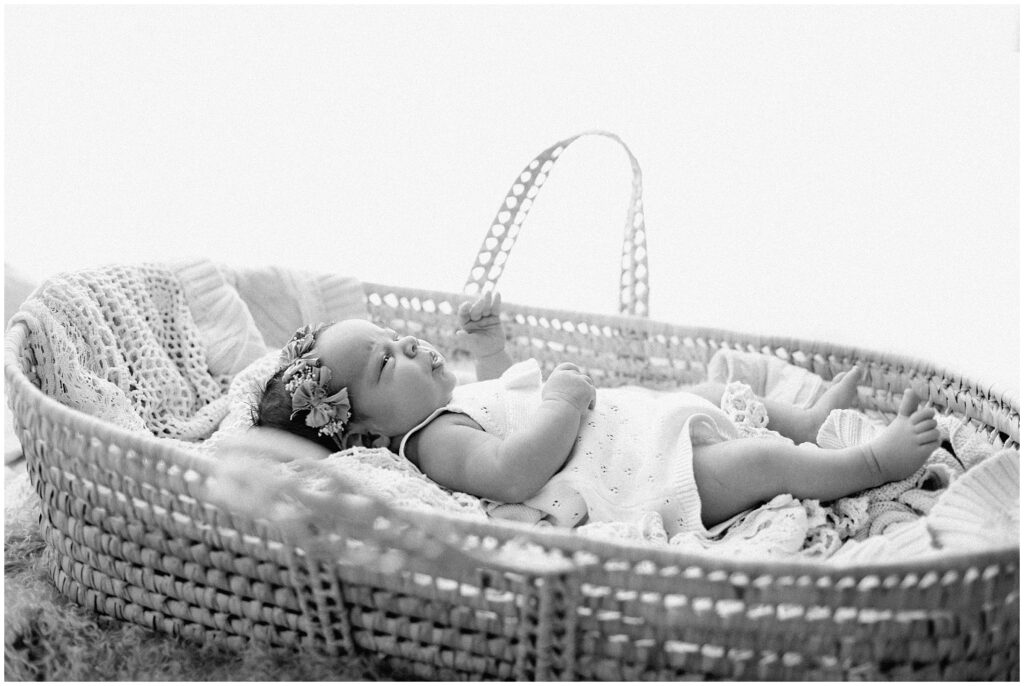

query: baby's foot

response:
[798,366,864,442]
[818,366,864,413]
[862,389,940,484]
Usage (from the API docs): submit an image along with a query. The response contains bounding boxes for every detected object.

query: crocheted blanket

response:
[11,260,367,442]
[13,263,233,441]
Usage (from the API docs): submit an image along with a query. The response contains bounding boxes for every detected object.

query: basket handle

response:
[463,130,650,317]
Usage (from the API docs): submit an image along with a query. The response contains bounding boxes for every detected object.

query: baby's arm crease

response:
[415,400,582,503]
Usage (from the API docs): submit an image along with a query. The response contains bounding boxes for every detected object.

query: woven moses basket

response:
[5,132,1020,680]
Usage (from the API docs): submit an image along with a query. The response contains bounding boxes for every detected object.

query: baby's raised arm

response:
[457,291,514,381]
[410,362,596,502]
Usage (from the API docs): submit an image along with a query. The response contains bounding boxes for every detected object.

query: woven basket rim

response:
[366,281,1021,416]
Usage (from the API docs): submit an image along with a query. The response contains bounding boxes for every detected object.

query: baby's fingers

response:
[461,313,500,333]
[913,417,938,434]
[462,291,494,321]
[469,292,487,320]
[487,291,502,316]
[476,290,501,317]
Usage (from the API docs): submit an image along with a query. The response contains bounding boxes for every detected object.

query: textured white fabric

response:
[708,348,826,409]
[172,260,268,377]
[926,447,1019,550]
[12,263,232,441]
[720,380,790,442]
[199,350,281,456]
[222,265,367,348]
[282,447,488,518]
[828,519,941,564]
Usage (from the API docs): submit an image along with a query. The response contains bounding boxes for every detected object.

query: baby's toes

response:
[917,428,941,447]
[909,406,935,423]
[897,389,921,417]
[831,366,863,389]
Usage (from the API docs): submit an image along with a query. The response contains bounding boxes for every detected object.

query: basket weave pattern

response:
[5,132,1020,680]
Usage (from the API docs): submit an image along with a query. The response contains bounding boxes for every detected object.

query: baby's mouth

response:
[428,349,445,370]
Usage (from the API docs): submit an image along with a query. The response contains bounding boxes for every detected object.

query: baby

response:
[254,292,940,532]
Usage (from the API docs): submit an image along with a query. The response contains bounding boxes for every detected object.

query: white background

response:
[5,5,1020,394]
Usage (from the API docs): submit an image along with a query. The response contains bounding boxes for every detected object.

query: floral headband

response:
[279,323,350,446]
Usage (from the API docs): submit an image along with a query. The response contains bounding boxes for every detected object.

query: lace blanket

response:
[11,260,368,443]
[12,263,233,441]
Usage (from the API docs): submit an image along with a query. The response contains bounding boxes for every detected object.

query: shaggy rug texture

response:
[4,466,416,681]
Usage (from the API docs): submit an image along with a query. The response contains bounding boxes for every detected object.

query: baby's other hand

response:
[456,290,506,358]
[543,362,596,412]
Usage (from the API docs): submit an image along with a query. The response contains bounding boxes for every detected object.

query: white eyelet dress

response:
[400,358,741,535]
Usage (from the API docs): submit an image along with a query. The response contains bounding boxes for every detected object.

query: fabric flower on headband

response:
[281,324,319,363]
[279,324,351,441]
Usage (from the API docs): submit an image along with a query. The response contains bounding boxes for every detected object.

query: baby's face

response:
[315,319,457,439]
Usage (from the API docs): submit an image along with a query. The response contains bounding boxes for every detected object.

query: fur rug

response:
[4,466,415,681]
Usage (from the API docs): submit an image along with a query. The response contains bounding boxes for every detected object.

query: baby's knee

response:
[697,438,788,496]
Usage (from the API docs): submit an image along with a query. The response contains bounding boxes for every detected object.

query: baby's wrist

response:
[475,346,507,360]
[541,392,587,414]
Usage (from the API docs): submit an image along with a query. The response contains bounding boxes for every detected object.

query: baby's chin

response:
[437,368,458,394]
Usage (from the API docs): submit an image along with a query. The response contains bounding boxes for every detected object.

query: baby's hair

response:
[250,368,340,451]
[250,322,339,450]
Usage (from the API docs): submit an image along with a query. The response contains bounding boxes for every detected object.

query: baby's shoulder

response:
[423,410,483,433]
[404,411,484,465]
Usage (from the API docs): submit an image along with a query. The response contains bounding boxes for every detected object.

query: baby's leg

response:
[691,367,864,444]
[692,389,939,528]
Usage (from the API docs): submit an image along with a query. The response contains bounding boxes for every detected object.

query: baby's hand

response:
[456,290,506,358]
[543,362,596,412]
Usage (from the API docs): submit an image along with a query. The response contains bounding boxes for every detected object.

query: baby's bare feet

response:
[797,366,864,442]
[818,366,864,413]
[862,389,940,484]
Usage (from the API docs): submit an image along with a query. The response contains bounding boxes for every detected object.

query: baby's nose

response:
[399,336,419,357]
